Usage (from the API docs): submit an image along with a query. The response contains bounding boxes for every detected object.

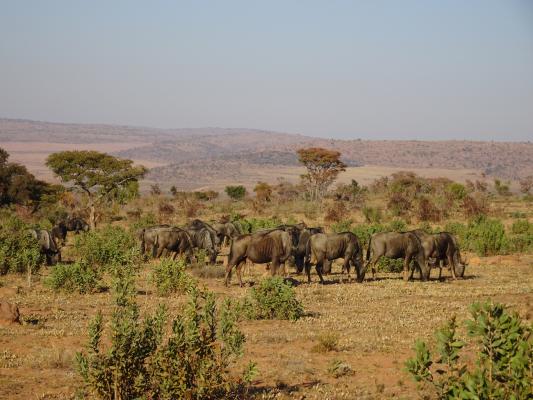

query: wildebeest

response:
[212,221,242,246]
[364,231,430,281]
[184,226,219,264]
[411,229,467,279]
[187,219,221,246]
[29,229,61,265]
[305,232,364,284]
[65,217,90,233]
[137,224,171,256]
[151,227,194,260]
[225,228,298,287]
[294,227,324,273]
[50,222,68,246]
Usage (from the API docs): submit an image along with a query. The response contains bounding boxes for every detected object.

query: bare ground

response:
[1,254,531,399]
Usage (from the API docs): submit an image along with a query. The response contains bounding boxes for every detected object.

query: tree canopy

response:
[0,147,60,210]
[297,147,346,200]
[46,151,146,227]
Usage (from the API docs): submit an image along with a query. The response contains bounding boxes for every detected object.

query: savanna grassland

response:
[1,167,532,399]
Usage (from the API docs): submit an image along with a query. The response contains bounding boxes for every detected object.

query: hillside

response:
[1,118,532,189]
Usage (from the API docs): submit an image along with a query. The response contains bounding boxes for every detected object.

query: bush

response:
[511,219,531,235]
[130,212,157,231]
[45,262,100,294]
[312,333,339,353]
[0,212,43,275]
[225,185,246,200]
[350,223,386,248]
[362,206,382,223]
[240,277,304,321]
[331,219,353,233]
[465,217,507,256]
[76,286,253,400]
[406,301,532,399]
[151,258,197,296]
[73,225,140,270]
[241,216,282,233]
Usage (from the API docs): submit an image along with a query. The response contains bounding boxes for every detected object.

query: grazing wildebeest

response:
[151,227,194,260]
[411,229,467,279]
[187,219,221,246]
[225,228,298,287]
[305,232,364,284]
[364,231,430,282]
[213,221,242,246]
[50,222,68,246]
[294,227,324,274]
[185,227,219,264]
[65,217,90,233]
[29,229,61,265]
[137,225,171,256]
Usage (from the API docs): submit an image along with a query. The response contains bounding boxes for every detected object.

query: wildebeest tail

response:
[366,236,372,262]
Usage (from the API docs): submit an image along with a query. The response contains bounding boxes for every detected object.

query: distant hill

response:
[1,118,531,190]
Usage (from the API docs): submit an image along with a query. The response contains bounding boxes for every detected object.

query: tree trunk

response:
[89,201,97,230]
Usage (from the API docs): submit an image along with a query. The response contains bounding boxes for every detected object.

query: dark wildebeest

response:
[51,222,68,246]
[304,232,364,284]
[29,229,61,265]
[364,231,430,282]
[187,219,221,246]
[185,227,219,264]
[294,227,324,274]
[411,229,467,279]
[65,217,90,233]
[136,225,171,256]
[152,227,194,260]
[213,221,242,246]
[225,228,298,287]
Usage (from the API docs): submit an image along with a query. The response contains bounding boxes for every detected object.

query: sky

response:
[1,1,532,140]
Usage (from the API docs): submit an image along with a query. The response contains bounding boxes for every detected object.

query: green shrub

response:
[331,219,353,233]
[446,182,467,200]
[225,185,246,200]
[0,212,43,275]
[240,277,304,321]
[511,219,531,235]
[465,217,507,256]
[351,223,386,247]
[376,257,404,273]
[387,218,408,232]
[406,301,532,399]
[328,359,354,378]
[130,212,157,231]
[151,258,197,296]
[73,225,140,270]
[45,262,100,294]
[362,206,382,223]
[76,286,253,400]
[241,216,282,233]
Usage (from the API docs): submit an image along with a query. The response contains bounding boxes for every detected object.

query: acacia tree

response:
[46,151,146,229]
[297,147,346,200]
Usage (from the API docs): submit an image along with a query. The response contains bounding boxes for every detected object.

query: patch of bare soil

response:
[0,253,531,399]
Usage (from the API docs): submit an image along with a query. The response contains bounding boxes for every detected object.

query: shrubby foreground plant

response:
[238,276,304,321]
[76,274,255,400]
[406,301,532,399]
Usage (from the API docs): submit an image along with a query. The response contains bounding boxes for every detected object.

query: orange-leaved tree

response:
[297,147,346,200]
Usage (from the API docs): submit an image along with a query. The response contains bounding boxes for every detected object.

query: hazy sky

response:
[1,1,533,140]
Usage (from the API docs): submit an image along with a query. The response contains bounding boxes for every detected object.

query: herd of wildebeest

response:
[31,216,468,287]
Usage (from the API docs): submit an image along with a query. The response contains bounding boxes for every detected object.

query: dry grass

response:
[1,255,531,399]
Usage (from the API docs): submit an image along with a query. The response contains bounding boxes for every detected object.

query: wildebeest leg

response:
[403,255,412,281]
[315,262,325,284]
[341,258,350,282]
[224,261,235,287]
[236,260,246,287]
[270,258,280,277]
[447,253,457,280]
[438,259,443,280]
